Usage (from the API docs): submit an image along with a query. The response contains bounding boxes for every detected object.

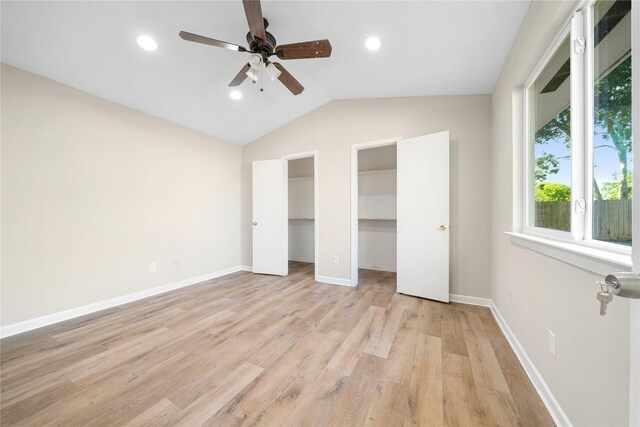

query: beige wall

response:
[491,1,630,425]
[1,64,243,326]
[242,95,493,297]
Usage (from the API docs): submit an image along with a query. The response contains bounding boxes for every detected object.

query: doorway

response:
[354,144,398,290]
[351,133,451,302]
[351,138,398,288]
[285,152,318,280]
[251,152,317,278]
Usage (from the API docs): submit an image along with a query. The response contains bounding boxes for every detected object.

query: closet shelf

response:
[358,168,397,176]
[289,217,315,220]
[358,217,396,221]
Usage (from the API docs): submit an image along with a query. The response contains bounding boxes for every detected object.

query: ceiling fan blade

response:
[273,63,304,95]
[242,0,266,44]
[275,40,332,60]
[179,31,247,52]
[229,64,251,87]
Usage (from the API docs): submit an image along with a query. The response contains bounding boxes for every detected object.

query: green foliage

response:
[600,171,633,200]
[534,56,632,199]
[534,107,570,183]
[535,152,560,182]
[535,106,571,147]
[595,56,632,199]
[535,183,571,202]
[595,56,632,149]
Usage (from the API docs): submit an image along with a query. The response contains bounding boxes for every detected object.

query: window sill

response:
[505,232,632,276]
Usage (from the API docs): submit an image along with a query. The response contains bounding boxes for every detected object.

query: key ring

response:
[597,281,609,293]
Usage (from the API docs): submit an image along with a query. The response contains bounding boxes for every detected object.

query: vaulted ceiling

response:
[1,1,530,144]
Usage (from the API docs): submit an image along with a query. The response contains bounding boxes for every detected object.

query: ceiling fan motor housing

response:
[246,18,277,55]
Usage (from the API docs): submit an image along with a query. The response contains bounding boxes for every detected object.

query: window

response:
[591,0,632,246]
[524,0,634,252]
[528,34,572,232]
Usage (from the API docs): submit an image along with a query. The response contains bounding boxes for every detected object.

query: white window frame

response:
[523,21,575,241]
[522,0,634,257]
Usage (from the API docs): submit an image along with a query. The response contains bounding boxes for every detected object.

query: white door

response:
[252,159,287,276]
[397,131,450,302]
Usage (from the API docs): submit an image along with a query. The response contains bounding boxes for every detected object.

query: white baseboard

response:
[489,301,572,427]
[358,264,397,273]
[288,257,314,264]
[0,265,245,339]
[241,265,253,272]
[315,275,354,287]
[449,293,492,307]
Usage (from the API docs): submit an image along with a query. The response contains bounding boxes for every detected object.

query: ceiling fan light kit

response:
[245,67,259,82]
[265,62,281,81]
[179,0,332,95]
[248,53,263,69]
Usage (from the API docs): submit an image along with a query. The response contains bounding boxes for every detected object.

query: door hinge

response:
[575,199,586,215]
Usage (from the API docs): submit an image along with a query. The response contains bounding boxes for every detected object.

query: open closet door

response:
[397,131,450,302]
[252,159,288,276]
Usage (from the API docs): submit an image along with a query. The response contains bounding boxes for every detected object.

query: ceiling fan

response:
[179,0,332,95]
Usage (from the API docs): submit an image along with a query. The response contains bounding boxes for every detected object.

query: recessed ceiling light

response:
[365,36,381,51]
[136,35,158,51]
[230,90,242,100]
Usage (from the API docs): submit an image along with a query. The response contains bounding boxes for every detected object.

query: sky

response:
[535,124,633,190]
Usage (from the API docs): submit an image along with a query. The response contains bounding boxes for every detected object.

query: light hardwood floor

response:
[1,262,553,426]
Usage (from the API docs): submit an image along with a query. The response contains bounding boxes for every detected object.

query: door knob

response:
[604,273,640,299]
[252,221,258,226]
[439,224,447,230]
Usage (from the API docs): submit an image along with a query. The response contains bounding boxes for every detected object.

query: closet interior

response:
[288,157,315,270]
[357,144,397,278]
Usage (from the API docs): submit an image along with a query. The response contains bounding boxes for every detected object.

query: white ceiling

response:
[1,1,530,144]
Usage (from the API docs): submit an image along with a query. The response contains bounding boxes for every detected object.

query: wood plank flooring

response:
[0,262,554,426]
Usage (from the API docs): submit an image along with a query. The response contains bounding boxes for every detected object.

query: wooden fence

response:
[535,199,632,243]
[535,201,571,232]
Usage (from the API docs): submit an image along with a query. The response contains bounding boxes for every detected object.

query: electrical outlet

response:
[508,288,513,297]
[548,330,556,358]
[333,256,340,264]
[149,262,157,272]
[173,259,180,268]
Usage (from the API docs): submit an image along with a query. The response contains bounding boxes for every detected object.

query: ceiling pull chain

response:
[260,67,264,92]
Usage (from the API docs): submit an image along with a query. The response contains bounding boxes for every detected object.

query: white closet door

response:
[252,159,287,276]
[397,131,450,302]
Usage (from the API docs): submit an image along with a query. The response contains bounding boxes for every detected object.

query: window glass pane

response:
[530,35,571,232]
[592,0,632,246]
